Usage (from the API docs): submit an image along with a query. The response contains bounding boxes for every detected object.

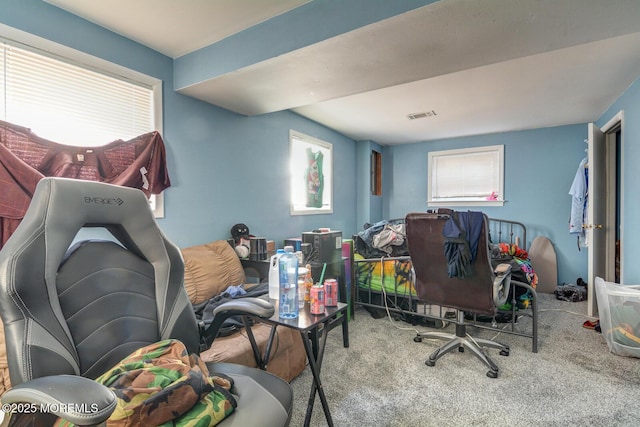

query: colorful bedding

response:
[354,254,415,296]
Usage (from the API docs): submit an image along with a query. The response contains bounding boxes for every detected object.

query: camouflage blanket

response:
[56,339,236,426]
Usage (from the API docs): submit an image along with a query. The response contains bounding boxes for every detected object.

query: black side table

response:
[244,300,349,427]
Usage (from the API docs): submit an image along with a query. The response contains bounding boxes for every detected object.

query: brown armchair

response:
[405,210,513,378]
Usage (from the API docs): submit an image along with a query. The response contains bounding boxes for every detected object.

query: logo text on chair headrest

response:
[84,196,124,206]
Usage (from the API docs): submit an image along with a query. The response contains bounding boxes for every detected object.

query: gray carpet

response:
[289,293,640,426]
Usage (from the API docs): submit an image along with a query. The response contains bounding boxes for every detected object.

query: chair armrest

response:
[493,263,513,306]
[211,297,274,318]
[1,375,116,426]
[494,263,512,275]
[200,298,275,350]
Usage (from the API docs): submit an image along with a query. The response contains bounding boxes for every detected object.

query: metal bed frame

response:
[353,217,539,353]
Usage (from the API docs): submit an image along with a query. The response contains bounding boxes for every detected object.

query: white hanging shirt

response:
[568,157,588,242]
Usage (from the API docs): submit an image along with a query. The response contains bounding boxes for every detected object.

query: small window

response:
[371,150,382,196]
[290,130,333,215]
[427,145,504,207]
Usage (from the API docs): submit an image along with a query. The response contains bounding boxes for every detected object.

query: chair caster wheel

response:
[425,359,436,367]
[500,349,510,357]
[486,370,499,379]
[414,336,423,343]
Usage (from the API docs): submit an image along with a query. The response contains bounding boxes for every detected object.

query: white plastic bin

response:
[595,277,640,358]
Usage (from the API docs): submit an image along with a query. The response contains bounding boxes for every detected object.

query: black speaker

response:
[302,230,342,264]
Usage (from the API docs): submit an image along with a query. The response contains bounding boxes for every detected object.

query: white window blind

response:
[428,145,504,206]
[1,42,153,146]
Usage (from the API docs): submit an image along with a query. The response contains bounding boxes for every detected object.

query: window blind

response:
[1,42,153,146]
[432,151,498,199]
[428,145,504,206]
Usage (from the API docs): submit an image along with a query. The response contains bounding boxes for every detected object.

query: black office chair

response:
[0,177,292,426]
[406,210,512,378]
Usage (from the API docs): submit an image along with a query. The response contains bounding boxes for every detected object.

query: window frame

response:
[371,149,382,196]
[0,24,165,217]
[427,145,505,207]
[289,130,333,215]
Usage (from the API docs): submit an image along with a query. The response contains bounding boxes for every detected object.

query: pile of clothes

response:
[54,340,237,426]
[554,278,588,302]
[354,218,408,258]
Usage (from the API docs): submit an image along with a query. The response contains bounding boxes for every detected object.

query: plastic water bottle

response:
[279,246,299,318]
[297,267,308,309]
[269,249,285,299]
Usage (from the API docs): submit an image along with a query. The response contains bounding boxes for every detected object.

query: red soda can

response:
[310,284,325,315]
[324,278,338,307]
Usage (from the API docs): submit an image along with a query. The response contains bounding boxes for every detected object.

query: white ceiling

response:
[45,0,640,145]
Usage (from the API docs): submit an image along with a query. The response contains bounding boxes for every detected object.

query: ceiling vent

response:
[407,110,437,120]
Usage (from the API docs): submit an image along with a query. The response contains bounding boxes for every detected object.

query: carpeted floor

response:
[289,293,640,426]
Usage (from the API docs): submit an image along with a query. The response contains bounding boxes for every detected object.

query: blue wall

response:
[0,0,358,249]
[164,106,357,247]
[383,126,589,285]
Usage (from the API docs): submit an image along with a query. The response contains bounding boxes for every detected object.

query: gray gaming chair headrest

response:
[8,178,176,313]
[21,177,165,263]
[0,177,196,384]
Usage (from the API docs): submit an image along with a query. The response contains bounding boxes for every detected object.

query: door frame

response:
[589,110,624,317]
[600,111,624,284]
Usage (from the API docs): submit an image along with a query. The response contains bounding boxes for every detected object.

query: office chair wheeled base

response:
[415,320,509,378]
